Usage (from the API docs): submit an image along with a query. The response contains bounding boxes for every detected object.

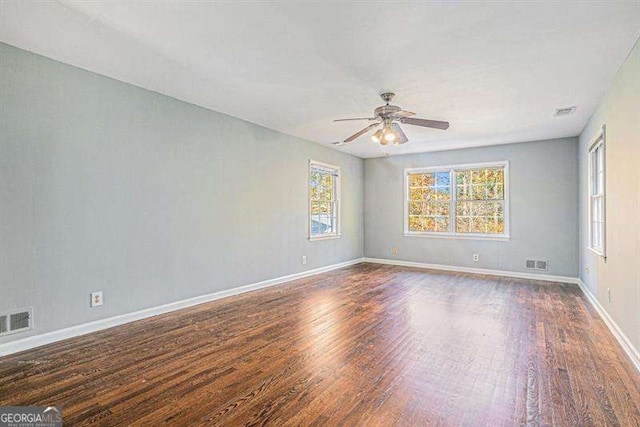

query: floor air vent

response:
[526,259,549,271]
[0,308,32,336]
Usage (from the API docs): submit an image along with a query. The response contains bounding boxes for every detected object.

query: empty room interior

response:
[1,1,639,425]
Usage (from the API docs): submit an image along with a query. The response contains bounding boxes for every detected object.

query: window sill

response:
[309,234,342,242]
[588,246,606,258]
[404,232,510,242]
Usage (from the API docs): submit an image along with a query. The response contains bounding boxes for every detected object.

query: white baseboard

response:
[576,279,640,373]
[363,257,579,284]
[0,258,364,357]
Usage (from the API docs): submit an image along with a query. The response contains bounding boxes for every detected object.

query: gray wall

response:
[0,42,364,344]
[578,40,639,353]
[364,138,578,277]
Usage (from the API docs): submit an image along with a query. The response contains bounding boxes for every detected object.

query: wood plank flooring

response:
[1,263,639,426]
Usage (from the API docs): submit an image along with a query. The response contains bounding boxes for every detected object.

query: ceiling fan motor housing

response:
[374,104,401,119]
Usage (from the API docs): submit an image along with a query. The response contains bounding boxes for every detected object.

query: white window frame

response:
[588,125,606,257]
[404,161,510,241]
[309,160,341,241]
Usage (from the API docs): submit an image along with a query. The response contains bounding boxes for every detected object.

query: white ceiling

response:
[1,1,639,158]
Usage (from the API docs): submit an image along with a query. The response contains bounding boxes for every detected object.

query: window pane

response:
[422,216,436,232]
[456,201,471,216]
[470,217,487,233]
[407,171,451,233]
[323,175,334,201]
[426,188,439,201]
[597,145,604,172]
[436,172,450,187]
[456,217,470,233]
[311,201,332,215]
[487,217,504,234]
[434,202,450,216]
[456,170,472,200]
[471,169,485,183]
[454,167,505,235]
[436,187,451,201]
[409,187,425,201]
[409,201,422,215]
[594,198,599,221]
[598,221,604,247]
[409,216,422,231]
[599,199,604,222]
[472,200,495,216]
[489,183,504,199]
[596,171,604,194]
[435,216,449,232]
[409,173,435,187]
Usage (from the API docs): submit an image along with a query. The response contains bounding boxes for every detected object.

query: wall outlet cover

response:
[91,291,103,307]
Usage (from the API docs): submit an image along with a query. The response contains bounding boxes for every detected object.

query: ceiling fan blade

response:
[400,117,449,130]
[396,110,416,117]
[391,123,408,144]
[333,117,377,122]
[343,122,380,143]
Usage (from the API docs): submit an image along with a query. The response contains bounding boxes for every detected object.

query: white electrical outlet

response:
[391,247,398,255]
[90,291,103,307]
[301,256,307,265]
[473,254,480,262]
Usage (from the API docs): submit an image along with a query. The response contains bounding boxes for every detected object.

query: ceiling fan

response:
[333,93,449,146]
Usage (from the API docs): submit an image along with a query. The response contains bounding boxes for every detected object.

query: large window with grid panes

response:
[404,161,509,239]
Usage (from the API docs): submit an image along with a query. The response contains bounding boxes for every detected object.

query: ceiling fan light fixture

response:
[382,126,397,142]
[384,131,396,142]
[371,129,384,143]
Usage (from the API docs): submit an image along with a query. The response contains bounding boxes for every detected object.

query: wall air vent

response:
[554,106,576,117]
[535,260,548,271]
[526,259,549,271]
[0,308,33,336]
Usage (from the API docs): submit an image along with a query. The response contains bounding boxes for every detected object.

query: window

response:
[405,161,509,239]
[588,125,606,256]
[309,160,340,240]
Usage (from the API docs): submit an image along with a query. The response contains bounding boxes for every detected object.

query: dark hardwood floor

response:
[1,263,639,426]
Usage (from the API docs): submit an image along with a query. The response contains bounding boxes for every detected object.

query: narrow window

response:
[588,126,606,256]
[309,161,341,240]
